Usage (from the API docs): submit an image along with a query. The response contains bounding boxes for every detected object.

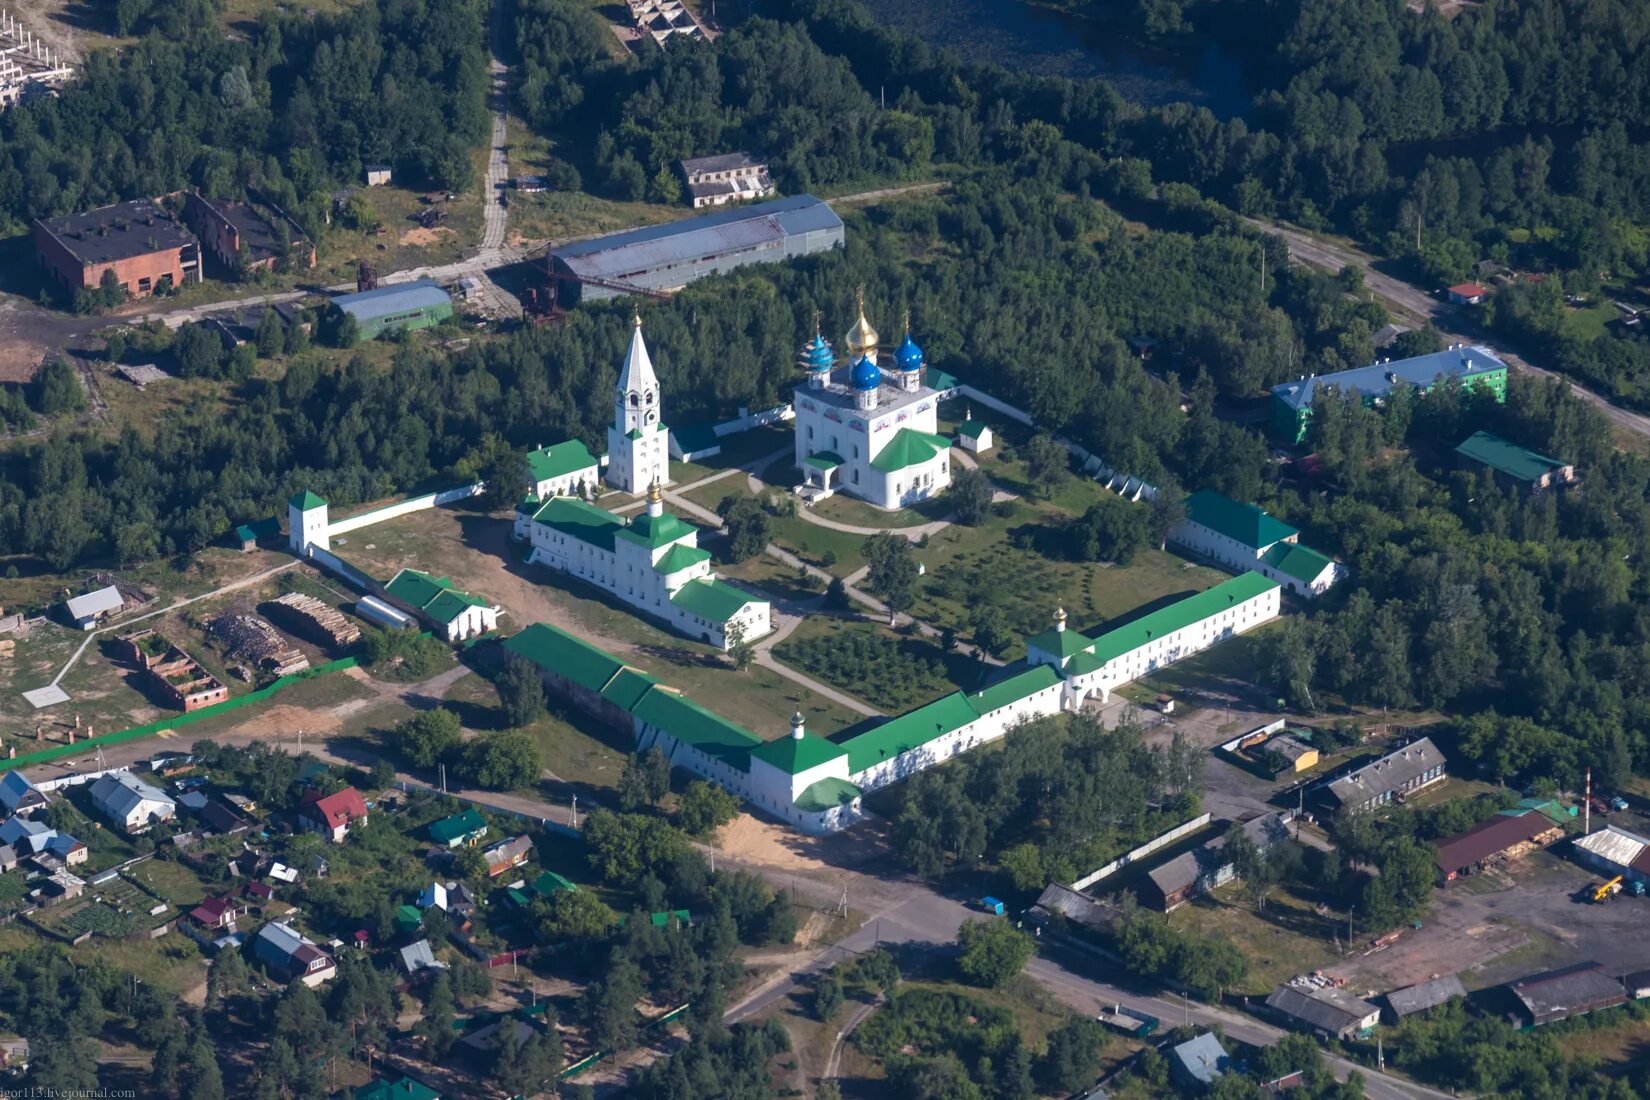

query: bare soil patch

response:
[399,226,457,247]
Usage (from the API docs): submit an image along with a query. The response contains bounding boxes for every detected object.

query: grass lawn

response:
[772,615,985,713]
[1169,884,1339,996]
[124,859,213,906]
[0,923,208,997]
[443,671,632,792]
[1116,623,1279,708]
[807,492,943,529]
[718,553,827,603]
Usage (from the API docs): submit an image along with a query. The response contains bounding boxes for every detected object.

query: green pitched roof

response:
[969,664,1061,715]
[928,368,960,391]
[532,870,578,896]
[1259,542,1336,584]
[235,516,281,543]
[617,510,699,549]
[428,809,487,844]
[750,734,848,775]
[803,451,845,471]
[290,490,327,511]
[631,687,762,771]
[532,496,624,552]
[1086,573,1279,665]
[839,692,980,775]
[1026,626,1094,660]
[395,904,423,932]
[655,543,711,574]
[515,494,541,515]
[600,667,658,712]
[525,439,597,484]
[1454,430,1569,483]
[1183,490,1297,550]
[870,429,953,473]
[422,587,489,625]
[956,419,986,439]
[384,568,453,606]
[353,1076,441,1100]
[795,776,863,812]
[669,578,757,623]
[502,623,624,694]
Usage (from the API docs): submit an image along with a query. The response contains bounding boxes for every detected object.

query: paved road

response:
[1254,218,1650,443]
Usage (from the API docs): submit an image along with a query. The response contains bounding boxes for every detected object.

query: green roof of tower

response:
[290,490,328,511]
[653,543,712,575]
[750,734,848,775]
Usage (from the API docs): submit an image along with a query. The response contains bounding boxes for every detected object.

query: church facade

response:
[791,299,953,510]
[606,314,671,495]
[514,318,771,652]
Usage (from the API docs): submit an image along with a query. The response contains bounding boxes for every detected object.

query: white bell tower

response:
[606,313,670,494]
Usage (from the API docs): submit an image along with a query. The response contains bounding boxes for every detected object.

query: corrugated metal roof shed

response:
[334,278,451,323]
[551,195,841,282]
[1384,975,1466,1019]
[1573,825,1649,869]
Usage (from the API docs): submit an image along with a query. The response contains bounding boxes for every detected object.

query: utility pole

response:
[571,793,578,829]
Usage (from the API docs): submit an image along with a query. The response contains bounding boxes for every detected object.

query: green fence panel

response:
[2,657,359,773]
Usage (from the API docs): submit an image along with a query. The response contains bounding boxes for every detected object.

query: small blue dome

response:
[895,332,924,371]
[850,354,881,391]
[800,333,834,373]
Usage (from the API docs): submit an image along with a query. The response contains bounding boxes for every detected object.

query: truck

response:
[979,896,1006,916]
[1097,1004,1159,1038]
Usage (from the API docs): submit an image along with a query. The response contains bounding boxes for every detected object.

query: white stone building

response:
[792,302,954,510]
[517,484,769,651]
[88,772,176,833]
[1027,573,1282,705]
[524,439,598,499]
[606,315,671,496]
[1170,490,1344,598]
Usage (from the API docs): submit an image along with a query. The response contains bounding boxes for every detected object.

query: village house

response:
[298,788,369,843]
[253,921,337,987]
[482,835,532,878]
[89,772,177,833]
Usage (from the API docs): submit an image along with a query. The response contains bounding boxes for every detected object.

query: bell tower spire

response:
[607,311,669,494]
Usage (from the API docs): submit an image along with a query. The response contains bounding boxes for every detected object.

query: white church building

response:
[792,299,953,510]
[607,314,671,496]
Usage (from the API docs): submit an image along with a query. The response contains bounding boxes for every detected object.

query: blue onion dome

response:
[800,332,834,373]
[850,353,881,391]
[895,331,924,372]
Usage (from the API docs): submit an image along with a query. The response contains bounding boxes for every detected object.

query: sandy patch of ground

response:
[714,813,837,874]
[399,226,457,247]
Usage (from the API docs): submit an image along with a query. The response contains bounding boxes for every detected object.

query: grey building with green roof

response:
[1170,490,1344,599]
[1454,430,1576,494]
[517,484,769,651]
[382,568,500,642]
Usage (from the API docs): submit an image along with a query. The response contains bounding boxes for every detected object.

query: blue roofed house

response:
[1169,1032,1231,1091]
[1271,344,1508,444]
[0,817,87,866]
[0,772,50,817]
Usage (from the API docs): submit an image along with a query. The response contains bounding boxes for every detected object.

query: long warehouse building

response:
[548,194,844,303]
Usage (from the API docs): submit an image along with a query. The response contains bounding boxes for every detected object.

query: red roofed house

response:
[1448,283,1488,305]
[187,896,239,931]
[298,787,369,843]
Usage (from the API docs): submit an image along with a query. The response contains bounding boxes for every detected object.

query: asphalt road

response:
[1253,217,1650,443]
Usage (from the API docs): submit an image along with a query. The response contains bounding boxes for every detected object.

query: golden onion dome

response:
[845,287,879,361]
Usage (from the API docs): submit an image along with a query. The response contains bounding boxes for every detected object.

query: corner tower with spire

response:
[607,312,671,495]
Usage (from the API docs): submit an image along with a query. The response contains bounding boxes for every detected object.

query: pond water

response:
[855,0,1251,120]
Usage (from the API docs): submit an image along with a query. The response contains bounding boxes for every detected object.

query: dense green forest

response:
[0,0,488,237]
[1262,370,1650,790]
[0,181,1364,575]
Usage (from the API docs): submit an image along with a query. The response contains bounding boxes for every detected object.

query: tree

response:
[727,621,755,671]
[864,532,919,616]
[30,359,85,415]
[454,844,488,880]
[175,323,226,378]
[418,973,457,1059]
[813,974,843,1021]
[255,308,285,358]
[950,466,993,525]
[456,730,543,790]
[584,951,645,1051]
[955,919,1034,988]
[717,494,773,562]
[619,746,672,811]
[970,604,1013,659]
[370,757,397,789]
[479,446,531,511]
[392,708,462,768]
[496,654,547,727]
[1039,1017,1108,1093]
[531,888,616,941]
[332,309,361,348]
[583,811,690,885]
[677,780,739,835]
[1024,433,1070,498]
